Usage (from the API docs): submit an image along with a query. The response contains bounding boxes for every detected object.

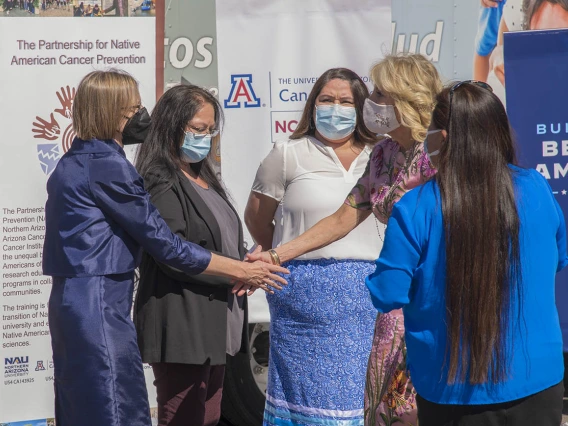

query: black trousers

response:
[151,363,225,426]
[417,381,563,426]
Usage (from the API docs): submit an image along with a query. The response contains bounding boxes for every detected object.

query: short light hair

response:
[370,54,443,142]
[73,69,140,141]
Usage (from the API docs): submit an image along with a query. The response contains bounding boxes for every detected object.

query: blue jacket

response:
[366,167,568,404]
[43,138,211,277]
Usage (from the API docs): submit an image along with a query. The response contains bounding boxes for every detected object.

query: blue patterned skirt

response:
[264,259,376,426]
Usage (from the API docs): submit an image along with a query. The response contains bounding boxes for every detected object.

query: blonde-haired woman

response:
[43,69,288,426]
[246,53,442,425]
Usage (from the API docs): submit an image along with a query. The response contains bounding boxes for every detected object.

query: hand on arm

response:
[89,155,289,289]
[203,247,289,296]
[232,245,273,296]
[148,187,289,295]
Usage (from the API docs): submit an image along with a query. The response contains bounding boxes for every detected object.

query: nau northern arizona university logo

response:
[33,86,77,176]
[224,74,261,108]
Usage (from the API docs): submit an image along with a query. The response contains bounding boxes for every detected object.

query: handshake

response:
[231,246,289,297]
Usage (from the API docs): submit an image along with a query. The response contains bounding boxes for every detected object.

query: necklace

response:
[374,216,387,242]
[372,140,420,242]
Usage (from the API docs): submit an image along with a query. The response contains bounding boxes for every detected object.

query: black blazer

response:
[134,170,248,365]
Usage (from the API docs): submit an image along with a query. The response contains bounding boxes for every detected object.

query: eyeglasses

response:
[186,125,219,137]
[122,104,142,120]
[122,104,142,112]
[448,80,493,124]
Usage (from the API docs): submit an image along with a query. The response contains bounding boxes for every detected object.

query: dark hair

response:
[291,68,377,147]
[135,84,227,199]
[523,0,568,28]
[432,83,522,385]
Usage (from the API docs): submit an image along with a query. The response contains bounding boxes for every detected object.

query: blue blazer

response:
[43,138,211,277]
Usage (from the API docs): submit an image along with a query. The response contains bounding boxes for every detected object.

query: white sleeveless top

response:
[252,136,382,261]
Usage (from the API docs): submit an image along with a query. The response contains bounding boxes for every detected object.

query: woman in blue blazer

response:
[366,81,568,426]
[42,70,288,426]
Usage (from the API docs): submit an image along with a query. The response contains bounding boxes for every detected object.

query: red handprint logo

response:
[54,86,76,119]
[33,85,77,176]
[32,113,61,141]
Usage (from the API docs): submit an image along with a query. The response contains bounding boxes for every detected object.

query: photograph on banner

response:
[473,0,568,102]
[1,0,39,15]
[0,420,49,426]
[1,0,154,17]
[391,1,568,98]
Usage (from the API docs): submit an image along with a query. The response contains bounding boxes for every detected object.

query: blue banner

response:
[505,28,568,351]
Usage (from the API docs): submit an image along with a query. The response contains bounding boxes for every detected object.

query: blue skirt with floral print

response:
[263,259,376,426]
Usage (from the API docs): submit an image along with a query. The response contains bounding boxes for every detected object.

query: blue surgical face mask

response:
[314,104,357,141]
[181,131,212,163]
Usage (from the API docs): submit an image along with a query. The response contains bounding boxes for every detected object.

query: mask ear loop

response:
[424,130,443,158]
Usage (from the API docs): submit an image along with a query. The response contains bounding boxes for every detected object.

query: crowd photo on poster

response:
[1,0,154,16]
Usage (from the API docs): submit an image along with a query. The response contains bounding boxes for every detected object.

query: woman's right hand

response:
[230,245,287,296]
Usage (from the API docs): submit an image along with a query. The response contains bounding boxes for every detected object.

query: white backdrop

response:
[215,0,392,321]
[217,0,392,240]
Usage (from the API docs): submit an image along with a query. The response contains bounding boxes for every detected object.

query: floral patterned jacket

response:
[345,138,436,224]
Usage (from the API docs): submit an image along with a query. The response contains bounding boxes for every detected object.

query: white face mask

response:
[363,98,400,135]
[424,129,443,164]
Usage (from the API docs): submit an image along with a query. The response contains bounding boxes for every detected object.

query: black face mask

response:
[122,107,151,145]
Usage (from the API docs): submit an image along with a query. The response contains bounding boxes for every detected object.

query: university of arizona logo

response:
[224,74,261,108]
[32,86,77,176]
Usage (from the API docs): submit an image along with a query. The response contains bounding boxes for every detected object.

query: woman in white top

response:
[245,68,381,426]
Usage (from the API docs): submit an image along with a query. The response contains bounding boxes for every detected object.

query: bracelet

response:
[268,249,281,266]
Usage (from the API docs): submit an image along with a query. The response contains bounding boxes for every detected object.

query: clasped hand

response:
[232,246,286,296]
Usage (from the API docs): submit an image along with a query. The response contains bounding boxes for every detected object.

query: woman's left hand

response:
[232,246,279,296]
[231,281,257,296]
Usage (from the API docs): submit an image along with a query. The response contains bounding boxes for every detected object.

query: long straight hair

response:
[431,84,522,384]
[135,84,227,200]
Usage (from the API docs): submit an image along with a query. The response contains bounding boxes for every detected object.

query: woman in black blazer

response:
[134,85,253,426]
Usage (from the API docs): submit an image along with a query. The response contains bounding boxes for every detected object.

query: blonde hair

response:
[73,69,140,141]
[370,53,442,142]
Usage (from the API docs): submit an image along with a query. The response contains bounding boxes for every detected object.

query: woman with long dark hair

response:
[366,81,568,426]
[43,71,287,426]
[134,85,254,426]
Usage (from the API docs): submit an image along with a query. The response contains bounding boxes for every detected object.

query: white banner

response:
[215,0,392,321]
[0,16,156,425]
